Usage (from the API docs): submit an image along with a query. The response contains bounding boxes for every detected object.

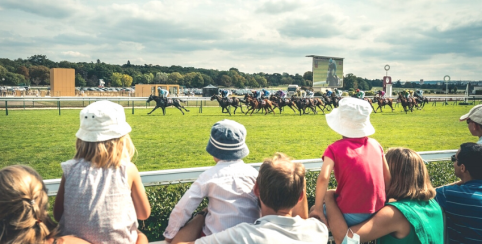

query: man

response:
[158,87,169,99]
[172,153,329,244]
[252,90,262,103]
[326,89,333,97]
[261,88,270,99]
[307,90,314,98]
[435,143,482,243]
[334,88,342,98]
[459,104,482,144]
[377,90,386,99]
[356,89,365,99]
[415,89,423,98]
[219,89,229,100]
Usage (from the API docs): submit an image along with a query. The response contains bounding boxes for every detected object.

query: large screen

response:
[311,56,344,88]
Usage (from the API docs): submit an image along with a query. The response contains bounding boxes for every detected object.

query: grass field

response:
[0,102,477,179]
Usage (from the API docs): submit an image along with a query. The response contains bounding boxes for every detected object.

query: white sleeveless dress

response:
[59,159,138,244]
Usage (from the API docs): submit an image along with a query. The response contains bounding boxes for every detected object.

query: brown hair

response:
[74,133,136,168]
[257,153,305,212]
[0,165,57,244]
[385,148,436,201]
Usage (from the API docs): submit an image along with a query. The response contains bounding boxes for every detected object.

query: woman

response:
[324,148,443,243]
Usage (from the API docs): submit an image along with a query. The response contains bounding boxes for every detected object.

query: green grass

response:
[0,103,477,179]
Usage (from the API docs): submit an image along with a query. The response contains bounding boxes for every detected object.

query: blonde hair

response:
[74,134,136,168]
[257,153,306,212]
[385,148,436,201]
[0,165,57,244]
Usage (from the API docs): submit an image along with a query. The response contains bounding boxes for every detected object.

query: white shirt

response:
[163,160,260,239]
[195,215,329,244]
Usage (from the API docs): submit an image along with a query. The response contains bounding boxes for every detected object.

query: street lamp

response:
[444,75,450,95]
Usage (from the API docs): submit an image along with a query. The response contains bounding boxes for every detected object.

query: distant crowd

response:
[1,99,482,244]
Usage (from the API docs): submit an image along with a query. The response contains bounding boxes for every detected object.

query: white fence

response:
[44,149,456,196]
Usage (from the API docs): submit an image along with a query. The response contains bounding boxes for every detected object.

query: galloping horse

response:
[291,96,317,116]
[210,95,244,115]
[415,95,429,108]
[312,98,328,114]
[372,96,395,112]
[269,95,298,114]
[146,95,190,115]
[397,93,416,114]
[330,94,340,108]
[244,94,276,115]
[321,94,335,110]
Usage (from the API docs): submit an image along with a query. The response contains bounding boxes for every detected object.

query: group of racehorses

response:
[145,92,429,116]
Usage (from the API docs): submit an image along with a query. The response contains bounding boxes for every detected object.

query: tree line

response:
[1,54,397,90]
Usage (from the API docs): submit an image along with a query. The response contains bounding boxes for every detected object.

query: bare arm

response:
[309,157,334,224]
[127,163,151,220]
[53,175,66,222]
[382,155,391,190]
[170,214,205,244]
[325,190,411,244]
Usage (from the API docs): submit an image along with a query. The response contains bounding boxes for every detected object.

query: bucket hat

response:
[76,101,132,142]
[206,119,249,160]
[460,104,482,124]
[326,97,375,138]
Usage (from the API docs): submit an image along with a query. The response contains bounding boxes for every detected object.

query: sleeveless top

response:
[59,159,138,244]
[379,199,443,244]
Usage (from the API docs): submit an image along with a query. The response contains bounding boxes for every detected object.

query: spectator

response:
[435,142,482,243]
[164,119,260,242]
[0,165,90,244]
[325,147,443,243]
[459,104,482,144]
[53,101,151,244]
[310,97,390,227]
[172,153,329,244]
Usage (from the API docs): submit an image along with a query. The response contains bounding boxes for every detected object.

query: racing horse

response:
[397,93,417,114]
[269,95,298,114]
[146,95,190,115]
[321,94,335,110]
[244,94,276,116]
[414,95,429,108]
[372,96,395,112]
[291,96,317,116]
[210,94,244,115]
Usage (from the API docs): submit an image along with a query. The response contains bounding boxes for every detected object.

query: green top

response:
[379,199,443,244]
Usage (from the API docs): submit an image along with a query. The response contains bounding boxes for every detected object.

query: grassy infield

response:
[0,101,477,179]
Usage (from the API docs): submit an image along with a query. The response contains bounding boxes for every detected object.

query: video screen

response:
[312,57,344,88]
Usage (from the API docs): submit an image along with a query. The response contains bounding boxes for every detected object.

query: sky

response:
[0,0,481,81]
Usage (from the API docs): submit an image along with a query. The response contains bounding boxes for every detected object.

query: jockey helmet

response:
[356,89,360,92]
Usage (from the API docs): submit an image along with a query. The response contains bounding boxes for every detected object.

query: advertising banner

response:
[309,56,344,88]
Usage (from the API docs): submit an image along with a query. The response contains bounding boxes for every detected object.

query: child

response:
[310,97,391,226]
[0,165,90,244]
[164,119,260,241]
[53,100,151,244]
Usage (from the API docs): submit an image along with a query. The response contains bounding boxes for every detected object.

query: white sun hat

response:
[76,101,132,142]
[326,97,375,138]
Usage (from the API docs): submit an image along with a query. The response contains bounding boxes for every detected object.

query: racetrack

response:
[0,104,476,179]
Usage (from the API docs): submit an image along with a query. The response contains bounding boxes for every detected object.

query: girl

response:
[54,100,151,244]
[310,97,391,226]
[0,165,89,244]
[325,148,443,243]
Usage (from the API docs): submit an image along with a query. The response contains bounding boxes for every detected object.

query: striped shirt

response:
[435,180,482,244]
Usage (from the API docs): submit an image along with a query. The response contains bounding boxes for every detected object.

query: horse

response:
[146,95,190,115]
[312,98,328,114]
[372,96,395,112]
[269,95,298,114]
[291,96,317,116]
[415,95,429,108]
[244,94,276,116]
[397,93,416,114]
[321,94,335,110]
[330,93,340,108]
[210,94,244,115]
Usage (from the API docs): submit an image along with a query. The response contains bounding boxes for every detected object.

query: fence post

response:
[23,100,25,110]
[58,100,61,115]
[199,101,203,113]
[132,101,134,114]
[5,101,8,116]
[33,99,34,108]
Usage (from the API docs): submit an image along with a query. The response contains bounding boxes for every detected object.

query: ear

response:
[254,181,260,197]
[460,164,467,173]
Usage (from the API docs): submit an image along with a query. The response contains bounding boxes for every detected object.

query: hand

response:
[309,207,328,227]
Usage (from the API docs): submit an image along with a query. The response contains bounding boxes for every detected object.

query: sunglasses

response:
[467,119,472,125]
[451,154,457,162]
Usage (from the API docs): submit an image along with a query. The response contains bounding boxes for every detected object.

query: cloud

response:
[0,0,81,18]
[61,51,89,58]
[256,0,301,14]
[277,17,343,38]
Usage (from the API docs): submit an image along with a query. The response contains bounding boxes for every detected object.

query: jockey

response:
[220,89,229,98]
[252,90,262,102]
[326,89,333,97]
[409,90,414,98]
[307,90,314,98]
[356,89,365,99]
[334,88,342,98]
[158,87,169,99]
[415,89,424,98]
[377,90,386,99]
[277,89,286,98]
[402,89,410,99]
[261,88,271,99]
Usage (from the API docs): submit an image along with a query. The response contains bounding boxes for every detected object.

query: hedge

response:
[139,161,457,242]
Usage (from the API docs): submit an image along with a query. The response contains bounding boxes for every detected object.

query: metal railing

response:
[43,149,456,196]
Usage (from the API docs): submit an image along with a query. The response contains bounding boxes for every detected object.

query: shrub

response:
[348,91,355,96]
[314,91,323,96]
[348,88,355,92]
[341,92,348,96]
[139,161,456,242]
[365,91,375,96]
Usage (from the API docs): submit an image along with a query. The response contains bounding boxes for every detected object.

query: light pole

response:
[444,75,450,95]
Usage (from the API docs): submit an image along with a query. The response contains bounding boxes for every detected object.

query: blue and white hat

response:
[206,119,249,160]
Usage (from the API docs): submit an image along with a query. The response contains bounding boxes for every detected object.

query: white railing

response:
[43,149,456,196]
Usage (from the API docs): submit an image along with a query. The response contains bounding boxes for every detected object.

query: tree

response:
[254,75,267,87]
[75,73,86,87]
[190,73,204,88]
[122,74,133,87]
[17,66,29,80]
[144,73,154,84]
[154,72,168,84]
[0,65,9,80]
[168,72,183,84]
[303,71,313,82]
[97,59,101,64]
[110,72,123,87]
[220,75,232,87]
[343,73,358,90]
[201,74,213,86]
[4,72,26,85]
[29,65,50,85]
[127,60,131,67]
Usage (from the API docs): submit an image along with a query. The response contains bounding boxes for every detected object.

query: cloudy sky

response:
[1,0,481,80]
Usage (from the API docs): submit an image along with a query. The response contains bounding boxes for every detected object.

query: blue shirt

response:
[435,180,482,243]
[478,137,482,145]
